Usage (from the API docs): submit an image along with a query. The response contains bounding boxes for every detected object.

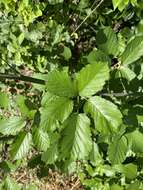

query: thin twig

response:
[100,92,143,97]
[71,0,104,35]
[0,73,46,85]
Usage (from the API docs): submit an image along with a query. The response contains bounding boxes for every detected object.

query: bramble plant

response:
[1,0,143,189]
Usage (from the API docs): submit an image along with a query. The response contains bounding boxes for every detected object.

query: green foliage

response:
[60,113,92,160]
[10,132,32,160]
[0,117,26,135]
[84,96,122,133]
[1,0,143,189]
[108,136,128,164]
[46,70,76,97]
[121,35,143,65]
[77,62,109,97]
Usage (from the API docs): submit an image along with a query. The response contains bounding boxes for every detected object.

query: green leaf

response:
[10,132,32,160]
[40,114,60,132]
[111,184,124,190]
[96,27,119,55]
[0,117,26,135]
[0,92,9,109]
[127,181,140,190]
[89,143,103,166]
[0,161,18,173]
[3,176,21,190]
[84,96,122,133]
[123,163,137,179]
[42,133,59,164]
[40,97,73,123]
[121,35,143,65]
[126,130,143,153]
[32,128,50,151]
[108,136,128,164]
[61,46,72,61]
[42,143,58,164]
[87,49,111,65]
[46,70,76,97]
[60,113,92,160]
[115,66,136,81]
[77,63,109,97]
[112,0,129,11]
[112,0,124,9]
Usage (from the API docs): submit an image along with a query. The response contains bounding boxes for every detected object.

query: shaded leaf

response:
[61,46,72,61]
[126,130,143,153]
[42,133,59,164]
[121,35,143,65]
[116,66,136,81]
[3,176,21,190]
[48,0,64,5]
[123,163,137,179]
[87,49,111,65]
[33,128,50,151]
[96,27,119,55]
[108,136,128,164]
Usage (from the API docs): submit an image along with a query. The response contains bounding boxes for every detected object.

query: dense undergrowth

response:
[1,0,143,189]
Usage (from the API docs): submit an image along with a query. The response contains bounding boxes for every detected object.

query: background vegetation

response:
[1,0,143,189]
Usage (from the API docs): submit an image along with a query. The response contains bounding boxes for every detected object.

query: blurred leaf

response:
[111,184,124,190]
[0,92,9,109]
[48,0,64,5]
[121,35,143,65]
[16,95,36,119]
[61,46,72,61]
[123,163,137,179]
[126,181,141,190]
[3,176,21,190]
[126,130,143,153]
